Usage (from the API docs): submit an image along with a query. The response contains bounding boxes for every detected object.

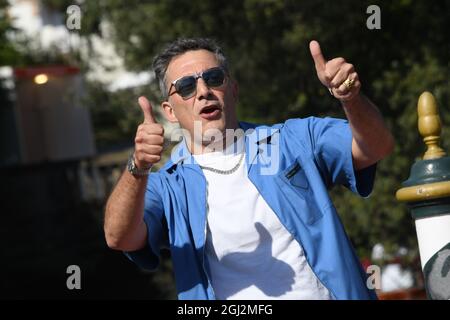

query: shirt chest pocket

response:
[285,162,309,189]
[280,161,323,224]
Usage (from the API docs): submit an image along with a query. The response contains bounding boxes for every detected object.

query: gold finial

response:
[418,91,446,160]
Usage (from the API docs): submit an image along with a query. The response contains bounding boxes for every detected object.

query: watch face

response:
[127,155,150,176]
[127,155,136,172]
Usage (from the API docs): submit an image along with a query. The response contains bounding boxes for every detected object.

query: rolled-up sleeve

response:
[124,172,167,271]
[308,116,376,197]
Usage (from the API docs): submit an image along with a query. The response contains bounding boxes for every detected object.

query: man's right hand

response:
[134,96,165,169]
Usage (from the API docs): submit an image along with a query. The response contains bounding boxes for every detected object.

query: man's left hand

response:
[309,40,361,102]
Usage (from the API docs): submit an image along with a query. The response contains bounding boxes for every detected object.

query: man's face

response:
[161,50,238,147]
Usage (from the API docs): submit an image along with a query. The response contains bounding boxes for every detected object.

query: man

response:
[104,38,394,300]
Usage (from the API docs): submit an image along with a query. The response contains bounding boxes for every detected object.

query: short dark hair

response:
[152,38,229,98]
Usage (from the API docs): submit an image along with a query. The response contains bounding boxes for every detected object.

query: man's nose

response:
[196,78,212,100]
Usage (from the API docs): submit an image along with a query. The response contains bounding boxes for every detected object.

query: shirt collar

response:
[169,121,281,166]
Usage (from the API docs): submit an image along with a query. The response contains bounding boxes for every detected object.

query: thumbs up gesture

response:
[309,40,361,102]
[133,96,165,169]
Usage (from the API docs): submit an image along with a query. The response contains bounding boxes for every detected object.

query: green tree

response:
[0,0,20,103]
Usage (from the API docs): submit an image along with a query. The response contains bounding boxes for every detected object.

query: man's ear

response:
[161,101,179,123]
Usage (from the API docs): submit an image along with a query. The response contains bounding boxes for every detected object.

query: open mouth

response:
[199,104,222,120]
[200,105,221,114]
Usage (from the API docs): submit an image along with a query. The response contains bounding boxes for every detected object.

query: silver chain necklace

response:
[198,152,245,175]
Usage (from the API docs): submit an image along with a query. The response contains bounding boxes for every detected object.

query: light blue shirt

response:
[125,117,378,300]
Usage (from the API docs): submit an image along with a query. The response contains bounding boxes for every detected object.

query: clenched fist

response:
[134,96,164,169]
[310,40,361,102]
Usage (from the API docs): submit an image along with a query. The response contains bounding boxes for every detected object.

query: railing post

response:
[396,92,450,300]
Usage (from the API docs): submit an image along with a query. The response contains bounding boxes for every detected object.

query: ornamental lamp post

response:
[396,91,450,300]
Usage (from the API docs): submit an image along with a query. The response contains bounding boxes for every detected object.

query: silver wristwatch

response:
[127,153,152,176]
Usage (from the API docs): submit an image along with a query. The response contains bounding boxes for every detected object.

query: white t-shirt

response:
[193,138,332,300]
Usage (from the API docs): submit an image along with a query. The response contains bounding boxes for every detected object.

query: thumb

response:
[138,96,156,124]
[309,40,326,72]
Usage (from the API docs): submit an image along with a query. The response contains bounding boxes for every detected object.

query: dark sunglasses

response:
[168,67,226,99]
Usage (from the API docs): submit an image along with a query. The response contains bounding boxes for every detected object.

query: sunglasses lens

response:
[203,68,225,87]
[175,77,197,98]
[172,68,225,99]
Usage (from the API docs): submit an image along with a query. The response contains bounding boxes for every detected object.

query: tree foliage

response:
[0,0,20,104]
